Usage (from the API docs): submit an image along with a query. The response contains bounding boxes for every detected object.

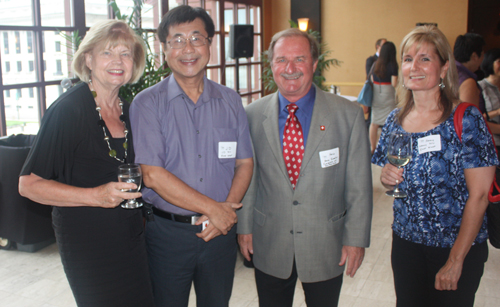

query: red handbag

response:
[454,102,500,248]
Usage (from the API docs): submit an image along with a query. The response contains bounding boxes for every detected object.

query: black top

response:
[20,82,154,307]
[373,61,398,83]
[21,82,134,186]
[365,54,378,76]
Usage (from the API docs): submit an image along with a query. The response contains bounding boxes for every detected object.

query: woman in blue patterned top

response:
[372,26,498,307]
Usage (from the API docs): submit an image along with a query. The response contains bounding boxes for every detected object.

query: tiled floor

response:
[1,165,499,307]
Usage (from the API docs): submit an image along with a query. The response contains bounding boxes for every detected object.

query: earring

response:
[439,78,445,90]
[89,73,97,98]
[402,83,409,90]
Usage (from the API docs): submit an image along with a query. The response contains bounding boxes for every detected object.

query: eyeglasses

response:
[167,34,210,49]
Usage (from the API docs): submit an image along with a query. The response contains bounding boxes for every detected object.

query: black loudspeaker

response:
[229,25,254,59]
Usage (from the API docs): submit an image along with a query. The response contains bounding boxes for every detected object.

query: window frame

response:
[0,0,263,136]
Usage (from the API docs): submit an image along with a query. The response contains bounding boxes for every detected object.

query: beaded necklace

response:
[90,82,128,163]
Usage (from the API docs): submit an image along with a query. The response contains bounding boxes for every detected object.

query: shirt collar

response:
[278,85,316,114]
[164,75,224,104]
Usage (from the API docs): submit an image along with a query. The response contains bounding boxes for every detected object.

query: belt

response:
[152,207,201,225]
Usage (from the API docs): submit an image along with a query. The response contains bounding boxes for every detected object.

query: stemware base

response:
[121,200,143,209]
[386,190,407,198]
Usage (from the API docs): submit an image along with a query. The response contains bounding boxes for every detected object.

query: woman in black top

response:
[19,20,154,307]
[369,41,399,153]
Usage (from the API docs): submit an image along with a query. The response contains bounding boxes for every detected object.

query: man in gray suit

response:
[237,28,373,307]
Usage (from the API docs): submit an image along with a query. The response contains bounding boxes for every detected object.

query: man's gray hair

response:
[267,28,320,63]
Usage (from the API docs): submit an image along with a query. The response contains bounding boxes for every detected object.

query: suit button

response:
[293,201,299,206]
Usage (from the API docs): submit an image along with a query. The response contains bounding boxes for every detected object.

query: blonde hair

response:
[72,20,146,84]
[396,25,459,124]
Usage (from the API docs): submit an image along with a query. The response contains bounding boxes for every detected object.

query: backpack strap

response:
[454,103,480,142]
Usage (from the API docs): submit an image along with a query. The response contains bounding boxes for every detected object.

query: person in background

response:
[372,25,497,307]
[363,38,387,123]
[479,48,500,153]
[18,20,154,307]
[238,28,373,307]
[369,41,398,153]
[453,33,485,111]
[129,5,253,307]
[366,38,387,76]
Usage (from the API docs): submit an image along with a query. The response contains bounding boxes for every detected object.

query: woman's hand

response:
[380,163,404,189]
[435,258,463,291]
[91,182,142,208]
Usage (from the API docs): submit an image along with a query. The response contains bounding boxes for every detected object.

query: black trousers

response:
[255,261,343,307]
[391,232,488,307]
[146,214,237,307]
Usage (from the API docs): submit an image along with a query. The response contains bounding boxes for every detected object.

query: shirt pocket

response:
[213,127,238,164]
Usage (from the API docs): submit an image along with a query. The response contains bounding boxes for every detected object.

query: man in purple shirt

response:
[129,5,253,307]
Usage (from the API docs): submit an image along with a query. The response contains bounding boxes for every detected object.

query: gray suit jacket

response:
[237,86,373,282]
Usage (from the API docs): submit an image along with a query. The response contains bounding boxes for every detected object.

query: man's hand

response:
[195,215,222,242]
[206,202,242,235]
[339,246,365,277]
[238,234,253,261]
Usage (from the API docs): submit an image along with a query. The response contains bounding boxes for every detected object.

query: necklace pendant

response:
[123,142,128,150]
[109,149,117,158]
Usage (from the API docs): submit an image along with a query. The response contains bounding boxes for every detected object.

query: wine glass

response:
[118,163,143,209]
[385,132,412,198]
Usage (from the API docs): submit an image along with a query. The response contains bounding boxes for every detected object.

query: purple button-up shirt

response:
[130,75,253,215]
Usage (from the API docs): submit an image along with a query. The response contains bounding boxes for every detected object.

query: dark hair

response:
[481,48,500,78]
[157,5,215,43]
[373,41,397,79]
[375,38,386,49]
[453,33,485,63]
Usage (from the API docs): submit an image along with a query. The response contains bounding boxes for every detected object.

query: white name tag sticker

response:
[418,135,441,154]
[319,148,339,168]
[218,142,237,159]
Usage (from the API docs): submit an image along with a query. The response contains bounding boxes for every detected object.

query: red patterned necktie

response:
[283,103,305,189]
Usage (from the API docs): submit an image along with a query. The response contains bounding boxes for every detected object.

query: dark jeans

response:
[255,261,343,307]
[391,232,488,307]
[146,215,237,307]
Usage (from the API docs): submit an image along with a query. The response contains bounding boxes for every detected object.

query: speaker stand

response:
[235,58,240,95]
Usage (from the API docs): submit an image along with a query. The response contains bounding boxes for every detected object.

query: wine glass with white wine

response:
[117,163,143,209]
[386,132,412,198]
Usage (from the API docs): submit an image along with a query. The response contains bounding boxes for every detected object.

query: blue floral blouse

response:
[372,106,499,248]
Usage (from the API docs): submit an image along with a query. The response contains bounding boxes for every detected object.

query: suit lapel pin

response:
[320,125,325,131]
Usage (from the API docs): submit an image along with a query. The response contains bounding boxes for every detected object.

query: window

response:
[29,87,34,98]
[6,89,10,98]
[27,32,32,53]
[55,59,62,75]
[3,32,8,54]
[14,31,20,53]
[0,0,263,136]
